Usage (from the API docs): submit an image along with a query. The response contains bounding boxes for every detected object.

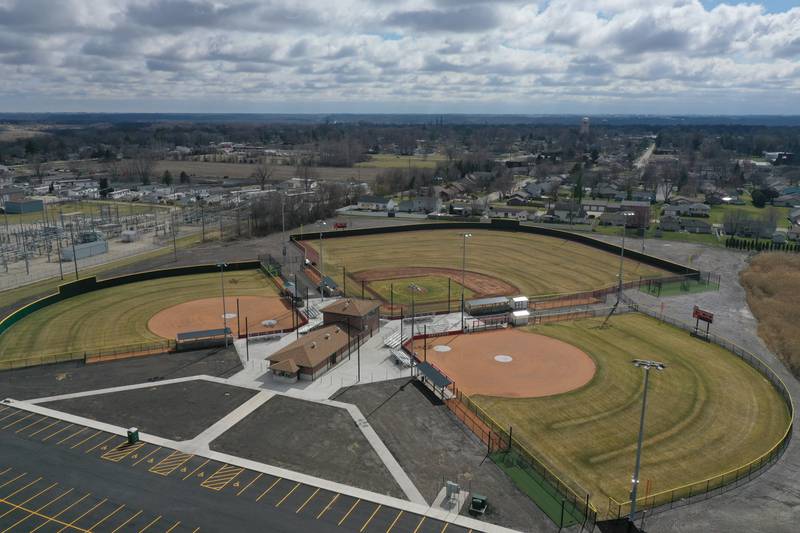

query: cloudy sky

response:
[0,0,798,115]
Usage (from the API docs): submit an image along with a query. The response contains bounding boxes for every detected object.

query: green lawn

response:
[588,224,722,247]
[308,229,670,298]
[707,203,791,226]
[0,270,275,361]
[473,314,790,512]
[364,275,475,305]
[355,153,446,169]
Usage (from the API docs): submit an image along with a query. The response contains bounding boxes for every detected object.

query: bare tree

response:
[30,156,45,180]
[129,153,155,185]
[252,160,274,190]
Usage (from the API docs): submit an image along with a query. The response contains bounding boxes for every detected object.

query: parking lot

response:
[0,404,476,533]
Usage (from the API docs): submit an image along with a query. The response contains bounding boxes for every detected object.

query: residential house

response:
[549,200,582,223]
[581,199,619,219]
[681,218,712,234]
[658,216,682,232]
[772,232,788,245]
[397,195,441,213]
[489,206,529,220]
[772,193,800,207]
[357,196,396,211]
[598,212,627,226]
[615,190,655,203]
[788,208,800,226]
[506,191,532,206]
[594,185,619,199]
[620,200,651,229]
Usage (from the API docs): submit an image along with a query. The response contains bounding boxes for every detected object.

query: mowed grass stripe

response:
[0,270,276,361]
[473,314,790,509]
[306,229,667,299]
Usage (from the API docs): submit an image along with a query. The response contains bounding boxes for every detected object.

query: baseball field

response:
[0,270,291,361]
[470,313,791,510]
[306,229,670,301]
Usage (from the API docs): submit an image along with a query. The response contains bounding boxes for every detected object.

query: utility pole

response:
[171,212,177,262]
[200,204,205,242]
[69,221,78,280]
[628,359,666,525]
[617,212,634,304]
[461,233,472,329]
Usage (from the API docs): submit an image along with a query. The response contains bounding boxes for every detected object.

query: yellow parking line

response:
[236,473,262,496]
[16,416,47,434]
[86,503,125,531]
[110,509,142,533]
[360,504,381,532]
[296,487,319,513]
[56,497,107,533]
[70,429,100,449]
[164,520,181,532]
[412,516,426,533]
[0,473,26,490]
[338,499,360,527]
[201,465,243,491]
[138,514,161,532]
[0,468,10,477]
[386,510,403,533]
[191,528,200,533]
[256,478,282,502]
[149,451,193,476]
[29,419,60,438]
[182,458,208,480]
[275,482,300,507]
[0,481,55,518]
[29,492,91,532]
[440,523,449,532]
[43,423,75,442]
[86,435,116,454]
[102,442,145,463]
[0,406,10,414]
[56,427,87,445]
[0,409,20,421]
[133,446,162,466]
[316,493,339,519]
[3,412,34,429]
[1,487,73,532]
[0,494,91,533]
[3,476,41,500]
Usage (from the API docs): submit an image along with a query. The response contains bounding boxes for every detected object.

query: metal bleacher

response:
[383,329,410,349]
[391,349,413,367]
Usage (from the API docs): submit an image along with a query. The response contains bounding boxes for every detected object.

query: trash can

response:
[127,427,139,445]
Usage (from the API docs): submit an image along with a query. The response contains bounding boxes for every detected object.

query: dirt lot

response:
[42,380,257,441]
[333,378,555,532]
[210,395,404,498]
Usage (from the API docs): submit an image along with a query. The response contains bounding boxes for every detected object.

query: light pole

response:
[629,359,666,524]
[281,192,286,257]
[218,262,229,347]
[317,220,327,301]
[461,233,472,329]
[408,283,421,337]
[617,212,634,303]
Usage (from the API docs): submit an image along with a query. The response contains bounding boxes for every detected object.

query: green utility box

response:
[469,494,488,516]
[127,427,139,445]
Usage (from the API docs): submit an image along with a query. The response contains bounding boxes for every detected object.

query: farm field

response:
[0,270,276,361]
[474,314,791,510]
[306,229,670,298]
[154,160,383,182]
[355,153,446,169]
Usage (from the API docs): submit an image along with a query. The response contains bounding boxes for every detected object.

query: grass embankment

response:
[474,314,790,509]
[0,270,275,361]
[367,275,475,305]
[307,229,669,297]
[741,253,800,377]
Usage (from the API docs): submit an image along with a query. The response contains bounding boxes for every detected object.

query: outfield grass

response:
[365,275,475,305]
[0,270,276,361]
[473,314,790,510]
[355,153,446,169]
[309,229,670,297]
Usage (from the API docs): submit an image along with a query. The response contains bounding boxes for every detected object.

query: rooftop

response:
[322,298,381,318]
[269,325,350,369]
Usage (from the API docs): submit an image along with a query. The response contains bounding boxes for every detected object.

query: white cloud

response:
[0,0,797,113]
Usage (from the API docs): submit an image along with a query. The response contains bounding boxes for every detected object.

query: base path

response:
[352,266,518,297]
[412,329,596,398]
[148,296,298,338]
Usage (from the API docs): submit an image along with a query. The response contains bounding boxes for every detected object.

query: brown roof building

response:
[322,298,381,335]
[269,324,351,382]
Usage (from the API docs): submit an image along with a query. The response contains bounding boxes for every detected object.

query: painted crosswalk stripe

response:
[149,451,193,476]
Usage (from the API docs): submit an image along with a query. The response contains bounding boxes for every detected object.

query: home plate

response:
[494,355,513,363]
[434,345,451,352]
[222,313,237,319]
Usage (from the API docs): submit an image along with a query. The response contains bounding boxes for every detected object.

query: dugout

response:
[415,361,453,400]
[465,296,512,316]
[175,328,231,351]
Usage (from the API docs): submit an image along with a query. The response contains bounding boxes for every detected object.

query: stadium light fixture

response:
[317,220,327,301]
[409,283,422,336]
[217,262,229,347]
[616,211,635,302]
[461,233,472,329]
[628,359,666,524]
